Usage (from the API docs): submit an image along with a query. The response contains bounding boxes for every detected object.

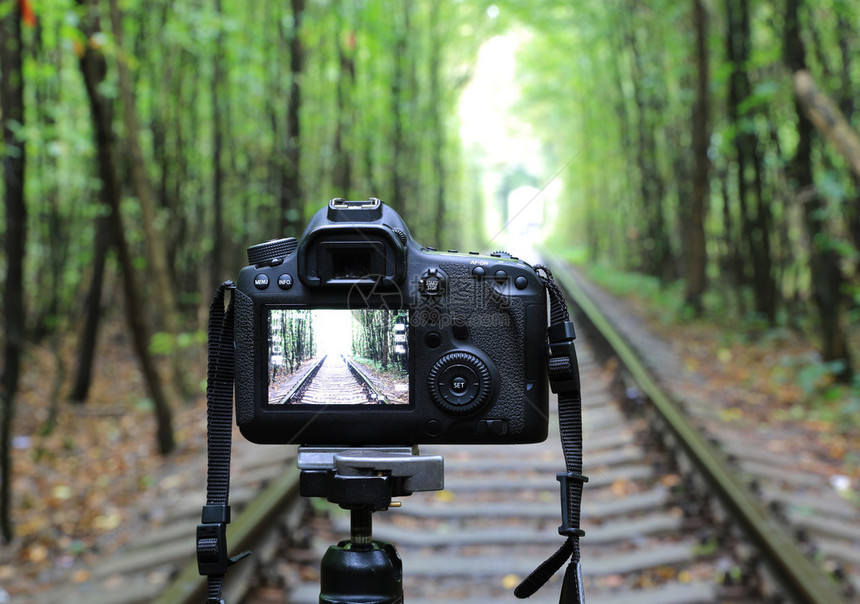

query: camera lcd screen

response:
[267,308,410,406]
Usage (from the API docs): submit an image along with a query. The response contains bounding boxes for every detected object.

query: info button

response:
[277,273,294,290]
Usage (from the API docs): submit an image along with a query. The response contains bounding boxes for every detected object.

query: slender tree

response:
[429,0,447,243]
[0,0,27,542]
[624,3,672,279]
[280,0,305,233]
[108,0,190,400]
[725,0,777,321]
[684,0,710,313]
[390,3,410,211]
[76,0,176,453]
[784,0,853,380]
[69,215,112,404]
[211,0,227,292]
[332,19,356,197]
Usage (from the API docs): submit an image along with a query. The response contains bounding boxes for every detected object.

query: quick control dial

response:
[428,352,493,415]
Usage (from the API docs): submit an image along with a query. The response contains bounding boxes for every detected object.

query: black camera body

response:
[234,199,549,445]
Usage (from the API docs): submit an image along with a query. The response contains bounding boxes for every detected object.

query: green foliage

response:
[351,310,408,374]
[3,0,860,427]
[1,0,496,350]
[797,360,850,395]
[149,331,207,356]
[507,0,860,383]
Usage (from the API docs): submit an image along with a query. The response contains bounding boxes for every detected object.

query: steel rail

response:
[344,355,389,403]
[546,258,843,603]
[276,354,327,404]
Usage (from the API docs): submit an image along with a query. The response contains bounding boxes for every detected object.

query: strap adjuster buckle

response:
[196,505,250,577]
[547,321,580,394]
[557,472,588,538]
[196,521,229,576]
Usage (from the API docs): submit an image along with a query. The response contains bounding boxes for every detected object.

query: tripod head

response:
[297,446,445,604]
[297,446,444,511]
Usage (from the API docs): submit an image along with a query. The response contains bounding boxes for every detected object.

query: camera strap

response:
[516,265,587,604]
[196,280,250,604]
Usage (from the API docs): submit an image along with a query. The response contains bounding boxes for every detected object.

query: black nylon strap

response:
[514,537,573,598]
[197,281,239,603]
[516,265,585,603]
[206,282,236,507]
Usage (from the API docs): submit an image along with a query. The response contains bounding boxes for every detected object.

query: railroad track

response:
[279,338,756,604]
[28,259,857,603]
[272,355,386,405]
[547,260,857,603]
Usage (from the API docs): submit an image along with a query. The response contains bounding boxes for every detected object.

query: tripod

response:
[297,446,445,604]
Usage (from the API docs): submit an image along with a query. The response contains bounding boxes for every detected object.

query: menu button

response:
[254,274,270,290]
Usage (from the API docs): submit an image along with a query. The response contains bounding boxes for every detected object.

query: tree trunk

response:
[835,9,860,253]
[0,1,27,542]
[429,0,447,245]
[332,17,355,197]
[108,0,190,401]
[69,215,112,404]
[726,0,776,322]
[623,3,672,280]
[28,23,71,345]
[280,0,305,234]
[390,7,409,211]
[784,0,852,381]
[684,0,710,313]
[792,71,860,179]
[211,0,226,291]
[77,0,176,453]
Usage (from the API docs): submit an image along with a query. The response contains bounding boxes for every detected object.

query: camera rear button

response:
[277,274,294,290]
[471,266,485,279]
[476,419,507,435]
[425,332,442,348]
[424,419,442,436]
[254,274,270,289]
[494,269,508,283]
[515,276,528,289]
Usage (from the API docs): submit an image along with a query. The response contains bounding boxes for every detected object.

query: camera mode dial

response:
[247,237,298,266]
[428,352,493,415]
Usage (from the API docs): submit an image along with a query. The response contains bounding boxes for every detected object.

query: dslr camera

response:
[233,198,549,445]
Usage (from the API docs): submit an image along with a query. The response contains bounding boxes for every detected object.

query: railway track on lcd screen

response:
[37,259,856,604]
[275,354,387,405]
